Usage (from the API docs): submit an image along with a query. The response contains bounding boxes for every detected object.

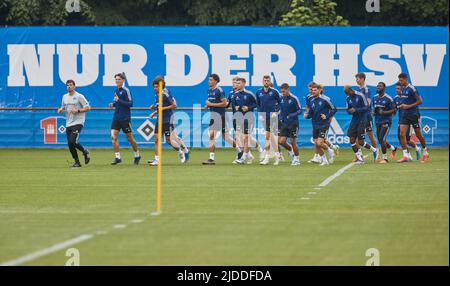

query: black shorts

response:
[111,120,132,133]
[376,123,391,144]
[261,116,278,133]
[365,114,373,132]
[155,122,174,137]
[313,126,329,139]
[209,114,227,133]
[278,121,298,138]
[397,124,412,142]
[399,114,420,129]
[347,120,366,140]
[66,124,83,144]
[234,113,254,135]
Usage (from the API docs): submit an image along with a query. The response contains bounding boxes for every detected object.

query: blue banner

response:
[0,26,448,109]
[0,26,448,148]
[0,109,447,148]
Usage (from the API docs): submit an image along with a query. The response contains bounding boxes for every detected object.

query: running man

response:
[393,82,420,161]
[372,82,397,163]
[304,83,337,166]
[148,76,190,166]
[344,85,378,163]
[57,79,91,167]
[397,73,429,163]
[355,72,378,159]
[203,74,236,165]
[256,75,281,165]
[276,83,302,166]
[109,73,141,165]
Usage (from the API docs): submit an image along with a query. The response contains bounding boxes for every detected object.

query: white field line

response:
[0,217,148,266]
[0,234,93,266]
[317,155,368,188]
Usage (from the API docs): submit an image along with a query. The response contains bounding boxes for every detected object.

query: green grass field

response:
[0,148,448,266]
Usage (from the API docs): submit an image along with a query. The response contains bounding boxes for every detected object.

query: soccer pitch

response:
[0,148,448,266]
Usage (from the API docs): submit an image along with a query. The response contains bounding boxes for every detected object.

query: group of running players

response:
[58,72,429,167]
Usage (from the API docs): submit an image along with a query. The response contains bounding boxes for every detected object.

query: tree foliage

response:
[279,0,349,26]
[0,0,448,26]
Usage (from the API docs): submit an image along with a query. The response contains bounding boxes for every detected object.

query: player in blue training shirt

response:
[276,83,302,166]
[304,83,337,166]
[344,85,378,163]
[397,73,429,163]
[355,72,378,160]
[202,74,237,165]
[109,73,141,165]
[372,82,397,163]
[147,76,190,166]
[256,75,281,165]
[393,82,421,161]
[232,77,262,164]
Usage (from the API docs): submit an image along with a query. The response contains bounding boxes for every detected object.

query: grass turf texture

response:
[0,148,448,266]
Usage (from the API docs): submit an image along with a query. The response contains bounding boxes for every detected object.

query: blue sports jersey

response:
[153,88,175,123]
[279,93,302,126]
[113,86,133,121]
[234,89,257,114]
[346,90,369,124]
[227,90,238,113]
[303,93,313,108]
[400,84,421,116]
[373,93,395,125]
[305,95,337,128]
[393,95,404,123]
[256,87,281,118]
[207,86,226,116]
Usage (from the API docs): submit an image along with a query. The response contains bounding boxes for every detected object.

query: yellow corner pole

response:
[156,81,163,214]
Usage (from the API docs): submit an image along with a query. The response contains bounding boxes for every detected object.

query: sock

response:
[154,155,159,161]
[390,145,396,151]
[264,153,270,160]
[288,150,294,157]
[383,154,388,160]
[294,155,299,161]
[314,153,320,159]
[248,151,253,158]
[115,152,120,159]
[178,148,184,154]
[321,155,328,163]
[209,152,215,160]
[243,152,248,160]
[415,145,421,151]
[275,152,281,160]
[327,148,334,157]
[258,146,263,153]
[237,151,243,160]
[133,151,140,158]
[402,149,409,157]
[236,146,242,153]
[423,147,428,155]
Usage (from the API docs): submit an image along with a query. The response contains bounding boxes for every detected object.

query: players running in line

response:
[60,72,429,167]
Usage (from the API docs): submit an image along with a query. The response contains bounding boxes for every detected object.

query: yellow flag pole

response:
[153,81,163,215]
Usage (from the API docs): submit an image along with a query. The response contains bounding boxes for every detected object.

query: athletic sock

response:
[383,154,388,160]
[423,147,428,155]
[275,152,281,160]
[115,152,121,159]
[209,152,215,160]
[402,149,409,157]
[415,145,421,151]
[154,155,159,162]
[390,145,396,151]
[133,151,140,158]
[327,148,334,157]
[321,155,328,163]
[294,155,299,161]
[288,150,294,157]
